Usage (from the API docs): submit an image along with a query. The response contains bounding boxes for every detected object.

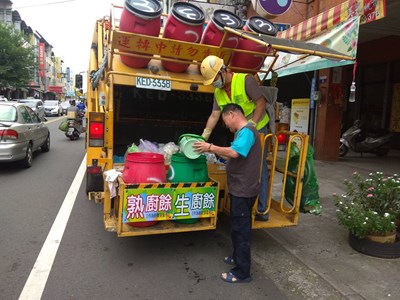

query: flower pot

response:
[349,232,400,259]
[365,230,397,244]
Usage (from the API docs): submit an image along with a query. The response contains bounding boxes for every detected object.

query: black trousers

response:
[229,193,256,279]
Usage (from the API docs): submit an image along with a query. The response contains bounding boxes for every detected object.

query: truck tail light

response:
[89,112,104,147]
[0,129,18,140]
[277,133,287,151]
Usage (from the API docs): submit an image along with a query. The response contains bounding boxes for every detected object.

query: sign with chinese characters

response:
[113,31,233,63]
[122,183,218,223]
[290,98,310,134]
[38,43,45,78]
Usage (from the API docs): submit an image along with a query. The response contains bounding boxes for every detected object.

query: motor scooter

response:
[339,120,393,157]
[65,110,84,140]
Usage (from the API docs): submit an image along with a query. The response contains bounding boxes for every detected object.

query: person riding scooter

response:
[65,100,82,140]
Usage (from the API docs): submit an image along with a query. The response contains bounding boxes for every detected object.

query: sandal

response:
[220,272,252,283]
[223,256,235,266]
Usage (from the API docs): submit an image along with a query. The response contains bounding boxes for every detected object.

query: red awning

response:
[277,0,386,40]
[47,86,64,93]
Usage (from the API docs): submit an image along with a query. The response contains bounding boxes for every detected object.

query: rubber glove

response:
[201,128,212,141]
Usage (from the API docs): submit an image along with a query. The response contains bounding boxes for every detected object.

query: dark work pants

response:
[229,193,256,279]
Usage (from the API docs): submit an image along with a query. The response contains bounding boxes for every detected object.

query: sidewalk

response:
[254,150,400,300]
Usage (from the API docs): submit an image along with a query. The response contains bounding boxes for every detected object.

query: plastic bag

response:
[138,139,159,153]
[284,143,321,215]
[58,119,68,132]
[123,142,139,161]
[160,142,179,164]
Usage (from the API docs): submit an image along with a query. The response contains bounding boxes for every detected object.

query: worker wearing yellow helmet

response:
[200,55,270,222]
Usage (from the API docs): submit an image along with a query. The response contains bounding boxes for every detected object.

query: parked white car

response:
[44,100,63,116]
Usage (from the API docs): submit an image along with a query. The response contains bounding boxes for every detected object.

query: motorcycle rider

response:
[66,100,82,125]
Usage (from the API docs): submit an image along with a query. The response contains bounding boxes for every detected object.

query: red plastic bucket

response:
[230,16,277,73]
[122,152,165,227]
[200,10,242,50]
[161,2,205,73]
[122,152,166,183]
[119,0,162,68]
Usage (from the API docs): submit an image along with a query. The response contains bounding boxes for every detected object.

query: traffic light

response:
[75,74,83,89]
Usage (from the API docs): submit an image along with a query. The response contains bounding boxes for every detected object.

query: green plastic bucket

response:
[168,153,208,182]
[168,153,208,224]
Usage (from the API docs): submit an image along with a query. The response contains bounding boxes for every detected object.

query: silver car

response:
[0,102,50,168]
[18,99,46,121]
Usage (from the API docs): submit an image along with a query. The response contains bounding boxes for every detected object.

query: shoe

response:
[220,272,252,283]
[255,212,269,221]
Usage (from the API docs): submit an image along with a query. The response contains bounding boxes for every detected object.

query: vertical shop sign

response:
[390,83,400,132]
[38,43,45,78]
[290,98,310,134]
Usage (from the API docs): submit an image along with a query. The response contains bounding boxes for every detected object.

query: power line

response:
[14,0,78,9]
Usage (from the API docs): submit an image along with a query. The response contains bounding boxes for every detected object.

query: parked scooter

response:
[339,120,393,157]
[65,110,84,140]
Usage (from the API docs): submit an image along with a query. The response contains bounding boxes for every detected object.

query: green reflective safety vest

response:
[215,73,269,130]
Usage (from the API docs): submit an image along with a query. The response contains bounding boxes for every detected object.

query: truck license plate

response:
[136,77,171,91]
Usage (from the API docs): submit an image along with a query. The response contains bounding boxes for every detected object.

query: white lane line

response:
[19,155,87,300]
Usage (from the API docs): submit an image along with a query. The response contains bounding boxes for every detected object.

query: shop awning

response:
[48,86,64,93]
[277,0,386,41]
[259,16,360,78]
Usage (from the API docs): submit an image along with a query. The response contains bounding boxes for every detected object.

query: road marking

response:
[19,155,87,300]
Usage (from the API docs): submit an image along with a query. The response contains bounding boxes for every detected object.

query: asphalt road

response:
[0,117,288,300]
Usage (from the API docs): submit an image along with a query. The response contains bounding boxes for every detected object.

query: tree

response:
[0,23,36,88]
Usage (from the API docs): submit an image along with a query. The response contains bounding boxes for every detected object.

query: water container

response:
[122,152,165,227]
[119,0,162,68]
[161,2,205,73]
[230,16,277,73]
[200,9,242,50]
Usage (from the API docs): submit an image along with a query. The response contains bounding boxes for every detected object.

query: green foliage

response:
[333,172,400,239]
[0,23,36,88]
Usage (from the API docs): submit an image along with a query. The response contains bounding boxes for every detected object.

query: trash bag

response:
[124,142,139,161]
[58,119,68,132]
[284,143,321,215]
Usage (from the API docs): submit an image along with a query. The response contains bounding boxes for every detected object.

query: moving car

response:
[0,102,50,168]
[60,101,71,115]
[44,100,63,116]
[0,96,8,102]
[18,99,45,121]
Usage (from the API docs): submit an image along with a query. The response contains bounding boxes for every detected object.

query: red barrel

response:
[122,152,165,227]
[230,16,277,73]
[200,9,242,50]
[119,0,162,68]
[161,2,205,73]
[122,152,166,183]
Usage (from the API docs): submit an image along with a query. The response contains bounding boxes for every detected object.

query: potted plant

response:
[333,172,400,244]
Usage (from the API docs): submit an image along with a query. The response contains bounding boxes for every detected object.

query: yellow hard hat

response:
[200,55,224,86]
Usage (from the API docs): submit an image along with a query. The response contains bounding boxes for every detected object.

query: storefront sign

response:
[278,0,386,40]
[38,43,45,78]
[123,184,218,223]
[290,98,310,134]
[251,0,293,18]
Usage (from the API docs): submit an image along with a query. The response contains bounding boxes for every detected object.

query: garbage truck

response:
[85,2,355,237]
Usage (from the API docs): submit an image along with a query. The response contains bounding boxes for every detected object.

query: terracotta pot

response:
[365,230,397,244]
